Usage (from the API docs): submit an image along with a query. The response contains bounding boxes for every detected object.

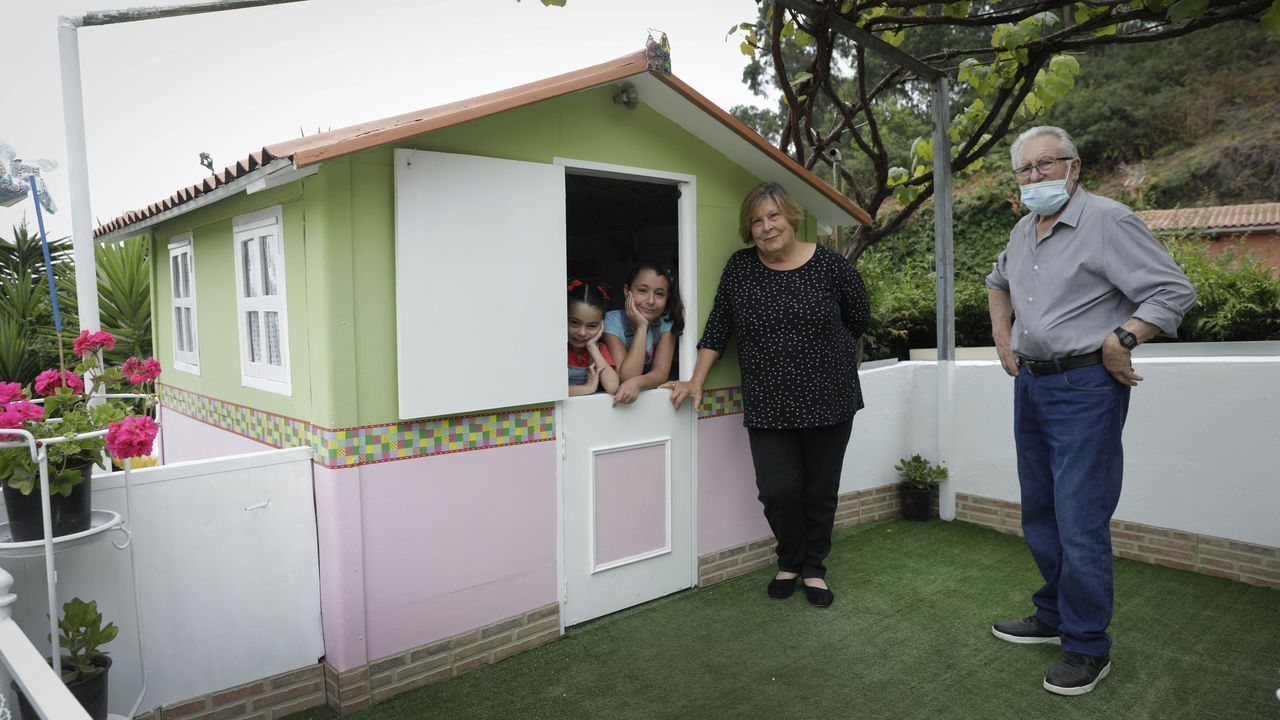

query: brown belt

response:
[1017,350,1104,376]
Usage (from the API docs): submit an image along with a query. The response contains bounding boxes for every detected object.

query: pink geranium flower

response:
[34,369,85,397]
[72,330,117,358]
[0,382,25,404]
[0,400,43,428]
[105,415,159,459]
[0,401,44,429]
[122,356,162,385]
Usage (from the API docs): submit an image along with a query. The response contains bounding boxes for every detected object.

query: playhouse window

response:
[565,172,682,381]
[168,232,200,374]
[232,206,291,395]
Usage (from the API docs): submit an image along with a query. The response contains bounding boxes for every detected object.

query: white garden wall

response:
[0,447,322,716]
[853,353,1280,549]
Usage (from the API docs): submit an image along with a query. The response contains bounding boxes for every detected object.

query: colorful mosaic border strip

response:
[160,384,313,449]
[698,387,744,418]
[316,409,555,468]
[157,384,555,470]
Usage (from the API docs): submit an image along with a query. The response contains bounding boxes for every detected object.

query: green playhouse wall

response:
[151,185,313,421]
[151,85,818,428]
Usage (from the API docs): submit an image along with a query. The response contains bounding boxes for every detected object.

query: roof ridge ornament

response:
[645,30,671,74]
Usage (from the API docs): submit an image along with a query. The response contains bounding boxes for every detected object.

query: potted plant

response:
[0,330,160,541]
[14,596,119,720]
[895,454,947,521]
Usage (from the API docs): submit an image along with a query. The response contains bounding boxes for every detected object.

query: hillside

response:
[1045,21,1280,209]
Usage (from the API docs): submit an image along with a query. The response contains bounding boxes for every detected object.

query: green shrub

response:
[858,203,1280,360]
[1165,239,1280,342]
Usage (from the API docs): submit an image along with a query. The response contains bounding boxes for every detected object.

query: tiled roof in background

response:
[1136,202,1280,233]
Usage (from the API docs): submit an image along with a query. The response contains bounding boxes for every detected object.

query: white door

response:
[560,390,695,626]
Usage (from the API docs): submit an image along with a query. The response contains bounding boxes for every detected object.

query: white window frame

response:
[231,205,292,395]
[168,232,200,375]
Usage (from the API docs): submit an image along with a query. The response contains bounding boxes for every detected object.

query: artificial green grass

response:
[286,520,1280,720]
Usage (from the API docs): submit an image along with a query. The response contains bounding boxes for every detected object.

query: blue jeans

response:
[1014,362,1130,656]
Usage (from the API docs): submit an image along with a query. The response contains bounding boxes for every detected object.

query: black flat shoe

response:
[767,576,798,599]
[803,583,834,607]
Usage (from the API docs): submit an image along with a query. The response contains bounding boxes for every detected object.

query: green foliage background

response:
[855,21,1280,360]
[0,222,152,387]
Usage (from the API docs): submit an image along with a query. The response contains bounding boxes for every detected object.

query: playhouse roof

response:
[94,51,872,242]
[1136,202,1280,234]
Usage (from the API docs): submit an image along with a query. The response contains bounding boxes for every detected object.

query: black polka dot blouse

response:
[698,243,871,429]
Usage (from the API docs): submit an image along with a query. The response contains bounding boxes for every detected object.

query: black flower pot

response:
[14,655,111,720]
[2,464,94,541]
[898,485,934,521]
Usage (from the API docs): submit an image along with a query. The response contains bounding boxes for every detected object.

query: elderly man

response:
[985,126,1196,696]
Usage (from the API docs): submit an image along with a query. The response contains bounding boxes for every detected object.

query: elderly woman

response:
[664,182,870,607]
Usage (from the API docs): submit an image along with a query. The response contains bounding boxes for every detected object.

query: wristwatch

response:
[1113,327,1139,350]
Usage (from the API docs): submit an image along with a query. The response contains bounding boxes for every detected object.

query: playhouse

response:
[89,50,879,713]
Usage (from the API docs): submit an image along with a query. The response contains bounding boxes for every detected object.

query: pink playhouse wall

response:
[159,394,773,672]
[696,414,770,554]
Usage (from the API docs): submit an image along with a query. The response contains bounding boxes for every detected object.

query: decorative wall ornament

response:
[0,142,57,212]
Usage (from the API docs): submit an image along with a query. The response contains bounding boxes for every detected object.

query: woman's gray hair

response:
[1010,126,1079,167]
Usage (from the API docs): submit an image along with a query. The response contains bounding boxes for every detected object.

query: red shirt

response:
[567,343,615,370]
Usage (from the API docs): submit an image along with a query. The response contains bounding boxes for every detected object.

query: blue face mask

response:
[1019,174,1074,216]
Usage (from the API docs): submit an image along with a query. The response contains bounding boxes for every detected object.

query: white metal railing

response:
[0,567,91,720]
[0,397,156,719]
[0,427,120,682]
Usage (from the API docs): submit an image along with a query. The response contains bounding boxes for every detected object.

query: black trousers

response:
[746,418,854,579]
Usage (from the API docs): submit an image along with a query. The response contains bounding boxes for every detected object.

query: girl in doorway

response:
[567,279,620,397]
[603,261,685,405]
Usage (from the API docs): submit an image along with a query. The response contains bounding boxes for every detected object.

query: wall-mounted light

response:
[613,82,638,110]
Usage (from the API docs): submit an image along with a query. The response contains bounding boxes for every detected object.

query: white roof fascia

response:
[245,162,320,194]
[629,73,858,229]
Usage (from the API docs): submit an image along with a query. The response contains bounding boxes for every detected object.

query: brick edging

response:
[131,603,561,719]
[323,602,561,715]
[699,483,912,586]
[955,492,1280,589]
[135,664,325,720]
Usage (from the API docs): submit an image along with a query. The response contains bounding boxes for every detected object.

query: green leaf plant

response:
[895,453,949,493]
[54,597,118,683]
[719,0,1277,265]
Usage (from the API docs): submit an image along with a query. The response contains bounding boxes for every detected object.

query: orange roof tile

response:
[95,51,871,239]
[1136,203,1280,233]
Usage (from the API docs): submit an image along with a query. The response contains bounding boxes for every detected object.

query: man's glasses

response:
[1013,156,1073,182]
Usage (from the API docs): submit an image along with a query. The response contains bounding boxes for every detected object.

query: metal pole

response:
[30,176,64,334]
[931,75,956,522]
[58,17,101,335]
[37,446,61,680]
[80,0,307,27]
[57,1,309,338]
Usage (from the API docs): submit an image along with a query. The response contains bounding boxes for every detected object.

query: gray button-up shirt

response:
[985,189,1196,359]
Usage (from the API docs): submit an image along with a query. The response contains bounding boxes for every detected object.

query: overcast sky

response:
[2,0,770,241]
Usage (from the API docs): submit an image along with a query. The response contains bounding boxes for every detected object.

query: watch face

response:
[1116,329,1137,349]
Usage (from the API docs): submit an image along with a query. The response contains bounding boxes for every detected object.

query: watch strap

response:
[1113,327,1138,349]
